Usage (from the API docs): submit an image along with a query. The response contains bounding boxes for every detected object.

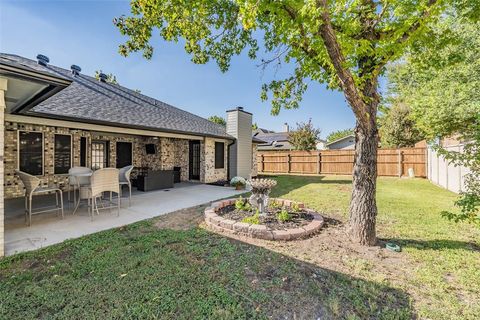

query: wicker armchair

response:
[81,168,120,220]
[119,165,134,206]
[15,170,64,226]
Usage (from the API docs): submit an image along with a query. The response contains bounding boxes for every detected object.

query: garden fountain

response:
[247,178,277,216]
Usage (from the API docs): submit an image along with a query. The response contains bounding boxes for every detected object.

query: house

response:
[0,53,259,256]
[325,134,355,150]
[254,123,327,151]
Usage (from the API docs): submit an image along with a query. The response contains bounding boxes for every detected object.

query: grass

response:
[1,176,479,319]
[270,175,480,319]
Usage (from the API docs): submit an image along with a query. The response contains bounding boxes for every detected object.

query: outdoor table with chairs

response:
[14,165,134,226]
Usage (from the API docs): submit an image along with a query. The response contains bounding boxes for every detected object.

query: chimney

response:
[98,72,108,82]
[36,54,49,66]
[226,107,253,179]
[283,123,289,132]
[70,65,81,76]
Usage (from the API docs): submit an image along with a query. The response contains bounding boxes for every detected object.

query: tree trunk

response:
[348,122,379,245]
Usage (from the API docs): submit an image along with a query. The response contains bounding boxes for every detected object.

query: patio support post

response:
[0,77,7,257]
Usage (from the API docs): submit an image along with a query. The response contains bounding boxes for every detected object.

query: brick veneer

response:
[3,121,229,199]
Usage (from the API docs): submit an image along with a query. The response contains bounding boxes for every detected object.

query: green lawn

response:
[1,176,479,319]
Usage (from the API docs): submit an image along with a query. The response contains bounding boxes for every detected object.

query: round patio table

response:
[70,172,92,215]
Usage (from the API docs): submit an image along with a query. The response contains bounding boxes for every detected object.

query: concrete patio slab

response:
[4,183,245,256]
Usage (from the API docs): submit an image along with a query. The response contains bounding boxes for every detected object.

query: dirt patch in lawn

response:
[153,204,207,230]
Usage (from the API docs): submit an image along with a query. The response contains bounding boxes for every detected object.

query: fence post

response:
[287,153,291,173]
[260,154,264,173]
[397,149,403,177]
[317,152,321,174]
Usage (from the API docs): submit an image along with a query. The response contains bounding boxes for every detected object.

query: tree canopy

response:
[94,70,119,85]
[326,128,354,143]
[208,115,226,126]
[378,103,424,148]
[289,119,321,151]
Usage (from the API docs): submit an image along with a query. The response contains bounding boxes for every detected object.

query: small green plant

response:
[269,200,281,210]
[291,202,301,213]
[235,196,245,210]
[235,196,252,211]
[242,209,260,224]
[277,208,291,223]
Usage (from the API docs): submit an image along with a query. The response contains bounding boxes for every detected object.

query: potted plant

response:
[230,176,246,190]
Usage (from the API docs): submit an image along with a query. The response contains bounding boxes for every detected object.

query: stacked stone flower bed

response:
[205,198,324,241]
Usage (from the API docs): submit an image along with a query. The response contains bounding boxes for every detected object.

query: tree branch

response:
[315,0,371,129]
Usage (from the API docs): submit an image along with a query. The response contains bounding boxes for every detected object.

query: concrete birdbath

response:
[247,178,277,216]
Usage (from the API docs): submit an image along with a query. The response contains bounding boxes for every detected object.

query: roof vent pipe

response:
[70,65,81,76]
[98,72,108,83]
[283,123,289,132]
[36,54,49,66]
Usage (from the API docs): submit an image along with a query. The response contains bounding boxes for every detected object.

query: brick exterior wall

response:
[203,137,228,183]
[3,121,230,199]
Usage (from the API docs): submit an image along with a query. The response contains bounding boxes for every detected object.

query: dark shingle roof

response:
[1,53,232,139]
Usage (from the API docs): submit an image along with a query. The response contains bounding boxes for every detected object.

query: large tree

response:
[115,0,451,245]
[326,128,354,143]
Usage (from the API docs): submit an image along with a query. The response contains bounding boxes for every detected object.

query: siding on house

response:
[227,108,252,178]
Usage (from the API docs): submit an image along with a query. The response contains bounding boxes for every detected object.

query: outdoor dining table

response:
[70,171,92,215]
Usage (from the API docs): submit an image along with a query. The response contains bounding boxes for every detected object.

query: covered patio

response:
[4,182,244,256]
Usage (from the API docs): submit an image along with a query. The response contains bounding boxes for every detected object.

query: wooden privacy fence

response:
[257,148,427,178]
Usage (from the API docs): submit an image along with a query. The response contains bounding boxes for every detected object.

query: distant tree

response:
[378,103,424,148]
[208,115,226,126]
[289,119,321,151]
[326,129,354,143]
[252,122,258,130]
[94,70,119,84]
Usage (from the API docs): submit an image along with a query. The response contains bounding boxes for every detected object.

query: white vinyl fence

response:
[427,144,470,193]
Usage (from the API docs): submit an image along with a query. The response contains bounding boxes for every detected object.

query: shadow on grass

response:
[0,223,415,319]
[387,238,480,252]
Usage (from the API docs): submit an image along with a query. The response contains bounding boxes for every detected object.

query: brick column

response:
[0,77,7,257]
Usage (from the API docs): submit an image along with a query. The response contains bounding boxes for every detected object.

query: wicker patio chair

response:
[15,170,64,226]
[81,168,120,220]
[119,165,134,207]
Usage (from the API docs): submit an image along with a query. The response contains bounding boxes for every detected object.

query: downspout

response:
[227,139,235,181]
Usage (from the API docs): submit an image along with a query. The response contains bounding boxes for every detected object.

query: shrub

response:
[242,210,260,224]
[277,208,291,223]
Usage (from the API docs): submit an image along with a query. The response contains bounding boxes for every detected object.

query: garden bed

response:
[205,198,324,240]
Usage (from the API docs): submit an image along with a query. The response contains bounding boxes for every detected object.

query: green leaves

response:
[115,0,450,116]
[288,119,321,151]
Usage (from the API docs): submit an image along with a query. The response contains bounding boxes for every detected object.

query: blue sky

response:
[0,0,356,137]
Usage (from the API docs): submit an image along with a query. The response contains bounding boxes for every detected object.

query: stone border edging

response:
[204,198,324,241]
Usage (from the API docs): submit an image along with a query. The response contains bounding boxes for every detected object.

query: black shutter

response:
[80,137,87,167]
[215,142,225,169]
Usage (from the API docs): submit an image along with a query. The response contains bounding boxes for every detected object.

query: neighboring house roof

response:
[0,53,232,139]
[254,131,292,150]
[325,134,355,148]
[253,128,275,136]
